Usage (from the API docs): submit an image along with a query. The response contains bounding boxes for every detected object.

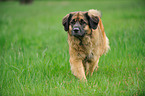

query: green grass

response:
[0,0,145,96]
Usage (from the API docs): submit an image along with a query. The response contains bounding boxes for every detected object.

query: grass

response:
[0,0,145,95]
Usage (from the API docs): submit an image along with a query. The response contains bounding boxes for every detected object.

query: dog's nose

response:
[73,27,80,33]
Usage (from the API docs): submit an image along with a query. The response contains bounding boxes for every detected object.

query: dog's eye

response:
[80,19,86,25]
[70,19,76,25]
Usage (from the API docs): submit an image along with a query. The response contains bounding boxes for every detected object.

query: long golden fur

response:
[62,9,110,81]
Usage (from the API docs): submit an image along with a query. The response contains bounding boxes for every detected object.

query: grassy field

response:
[0,0,145,96]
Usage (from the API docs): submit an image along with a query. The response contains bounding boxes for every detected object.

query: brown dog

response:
[62,9,110,81]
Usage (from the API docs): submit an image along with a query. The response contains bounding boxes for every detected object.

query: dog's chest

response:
[79,41,92,53]
[72,37,94,58]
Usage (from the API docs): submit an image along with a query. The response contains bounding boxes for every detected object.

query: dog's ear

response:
[85,12,99,30]
[62,13,73,31]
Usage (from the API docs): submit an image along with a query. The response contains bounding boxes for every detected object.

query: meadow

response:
[0,0,145,95]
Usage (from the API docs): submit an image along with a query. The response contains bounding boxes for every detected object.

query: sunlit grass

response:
[0,0,145,96]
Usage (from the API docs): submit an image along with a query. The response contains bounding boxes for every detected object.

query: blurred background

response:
[0,0,33,3]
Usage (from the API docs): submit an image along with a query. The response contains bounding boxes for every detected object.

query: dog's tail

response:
[104,36,110,54]
[88,9,102,18]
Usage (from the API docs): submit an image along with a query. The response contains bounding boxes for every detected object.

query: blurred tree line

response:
[0,0,33,4]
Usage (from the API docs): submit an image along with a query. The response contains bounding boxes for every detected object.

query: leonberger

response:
[62,9,110,81]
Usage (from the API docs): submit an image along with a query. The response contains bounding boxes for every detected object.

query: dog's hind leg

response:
[85,62,90,76]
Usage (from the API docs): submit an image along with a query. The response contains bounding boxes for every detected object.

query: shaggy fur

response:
[62,9,110,81]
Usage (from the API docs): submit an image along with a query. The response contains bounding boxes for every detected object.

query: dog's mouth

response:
[71,27,86,37]
[72,32,86,38]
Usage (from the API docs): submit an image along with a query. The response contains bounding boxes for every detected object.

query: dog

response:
[62,9,110,81]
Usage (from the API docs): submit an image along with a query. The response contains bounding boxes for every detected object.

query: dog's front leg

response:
[90,56,100,76]
[69,58,87,81]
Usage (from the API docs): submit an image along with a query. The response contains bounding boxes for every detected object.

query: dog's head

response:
[62,9,101,37]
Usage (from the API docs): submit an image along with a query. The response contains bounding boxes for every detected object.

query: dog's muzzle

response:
[72,27,85,37]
